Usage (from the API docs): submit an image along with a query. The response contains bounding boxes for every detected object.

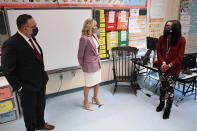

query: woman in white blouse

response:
[78,18,103,111]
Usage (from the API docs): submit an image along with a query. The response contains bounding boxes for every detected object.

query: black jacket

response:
[1,32,48,91]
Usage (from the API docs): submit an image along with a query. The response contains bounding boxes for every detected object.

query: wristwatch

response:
[168,63,173,68]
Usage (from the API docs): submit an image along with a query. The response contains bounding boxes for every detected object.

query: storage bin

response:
[0,87,12,100]
[0,110,17,123]
[0,100,14,113]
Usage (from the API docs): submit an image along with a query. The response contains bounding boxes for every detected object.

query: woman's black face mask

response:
[163,27,172,36]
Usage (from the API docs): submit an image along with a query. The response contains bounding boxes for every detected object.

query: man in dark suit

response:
[1,14,55,131]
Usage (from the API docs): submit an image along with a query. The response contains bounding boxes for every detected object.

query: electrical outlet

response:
[71,71,76,76]
[59,74,63,80]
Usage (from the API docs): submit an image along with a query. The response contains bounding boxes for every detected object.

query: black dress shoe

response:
[36,124,55,130]
[156,102,165,112]
[163,107,171,119]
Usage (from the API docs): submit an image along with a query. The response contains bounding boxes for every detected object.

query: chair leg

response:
[194,81,196,100]
[131,82,139,95]
[154,81,160,94]
[129,82,134,93]
[113,81,117,94]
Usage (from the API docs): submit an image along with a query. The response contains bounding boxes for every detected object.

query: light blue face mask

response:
[32,27,39,37]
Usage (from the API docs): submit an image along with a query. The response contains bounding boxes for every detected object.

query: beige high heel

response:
[92,97,104,107]
[83,101,94,111]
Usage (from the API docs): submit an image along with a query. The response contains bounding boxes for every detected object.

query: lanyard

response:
[166,39,171,58]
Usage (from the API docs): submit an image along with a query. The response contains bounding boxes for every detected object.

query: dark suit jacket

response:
[1,32,48,92]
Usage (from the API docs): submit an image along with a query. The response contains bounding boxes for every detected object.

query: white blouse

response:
[92,36,99,54]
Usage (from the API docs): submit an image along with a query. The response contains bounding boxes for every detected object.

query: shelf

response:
[0,77,9,87]
[0,108,17,115]
[0,96,14,102]
[0,109,18,124]
[0,78,19,123]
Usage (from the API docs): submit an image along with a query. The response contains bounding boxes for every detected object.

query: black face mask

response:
[32,27,39,37]
[163,28,172,36]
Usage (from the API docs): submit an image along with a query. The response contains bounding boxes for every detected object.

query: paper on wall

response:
[110,31,116,39]
[121,30,127,41]
[109,11,115,23]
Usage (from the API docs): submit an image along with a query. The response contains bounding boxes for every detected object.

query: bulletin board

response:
[180,0,197,54]
[93,8,147,59]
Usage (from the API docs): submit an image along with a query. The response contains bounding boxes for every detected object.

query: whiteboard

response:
[6,9,92,71]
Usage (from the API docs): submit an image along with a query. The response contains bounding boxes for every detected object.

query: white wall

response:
[46,61,113,94]
[46,0,181,95]
[165,0,180,20]
[147,0,180,36]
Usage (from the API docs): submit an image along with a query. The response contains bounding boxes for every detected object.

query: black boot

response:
[156,101,165,112]
[163,99,173,119]
[163,107,171,119]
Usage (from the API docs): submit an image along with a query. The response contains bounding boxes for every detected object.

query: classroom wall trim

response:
[46,80,114,99]
[0,0,148,8]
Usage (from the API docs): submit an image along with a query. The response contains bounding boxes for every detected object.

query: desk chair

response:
[175,54,197,105]
[145,37,160,92]
[182,54,196,73]
[111,46,138,94]
[134,37,158,83]
[146,36,158,63]
[136,49,159,85]
[176,76,197,106]
[134,49,155,80]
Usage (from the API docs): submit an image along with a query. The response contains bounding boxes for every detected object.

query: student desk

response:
[131,59,197,106]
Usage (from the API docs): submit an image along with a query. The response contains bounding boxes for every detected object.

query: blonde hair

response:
[82,18,97,36]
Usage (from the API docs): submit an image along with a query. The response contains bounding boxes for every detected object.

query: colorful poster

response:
[99,10,109,59]
[123,0,146,5]
[180,15,190,36]
[0,0,147,7]
[179,0,197,53]
[121,30,127,41]
[148,0,164,40]
[118,30,129,46]
[117,11,129,30]
[180,0,197,53]
[0,0,57,4]
[105,11,117,31]
[148,23,163,38]
[130,8,139,18]
[129,14,147,48]
[180,0,190,15]
[107,31,118,50]
[109,11,115,23]
[189,0,197,34]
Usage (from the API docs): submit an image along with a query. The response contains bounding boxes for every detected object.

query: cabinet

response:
[0,43,2,76]
[0,77,19,123]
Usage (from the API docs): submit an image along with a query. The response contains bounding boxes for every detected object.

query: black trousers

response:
[20,86,46,131]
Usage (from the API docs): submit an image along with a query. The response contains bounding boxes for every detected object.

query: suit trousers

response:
[20,86,46,131]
